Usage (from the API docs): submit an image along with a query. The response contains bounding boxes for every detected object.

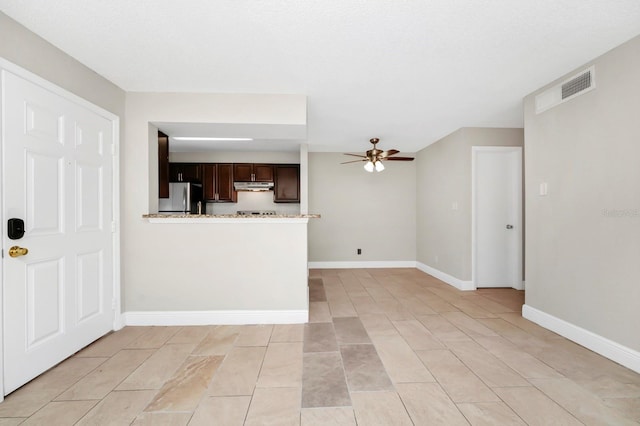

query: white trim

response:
[471,146,523,290]
[523,305,640,374]
[308,261,416,269]
[123,310,309,326]
[416,262,474,291]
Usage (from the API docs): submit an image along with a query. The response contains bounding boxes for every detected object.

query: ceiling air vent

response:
[535,65,595,114]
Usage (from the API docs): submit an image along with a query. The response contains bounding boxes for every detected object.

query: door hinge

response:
[111,299,116,310]
[111,221,116,233]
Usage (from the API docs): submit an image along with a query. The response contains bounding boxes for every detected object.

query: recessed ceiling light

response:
[173,137,254,141]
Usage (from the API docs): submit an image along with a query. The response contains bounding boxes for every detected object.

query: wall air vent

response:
[535,65,595,114]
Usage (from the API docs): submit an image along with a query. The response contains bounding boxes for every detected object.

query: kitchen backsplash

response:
[207,191,300,215]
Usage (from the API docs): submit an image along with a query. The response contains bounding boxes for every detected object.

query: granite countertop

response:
[143,213,320,219]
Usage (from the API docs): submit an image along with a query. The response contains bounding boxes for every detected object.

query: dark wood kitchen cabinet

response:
[169,163,202,182]
[234,163,273,182]
[274,164,300,203]
[158,131,170,198]
[203,163,236,202]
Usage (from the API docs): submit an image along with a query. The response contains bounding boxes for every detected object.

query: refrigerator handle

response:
[182,186,187,213]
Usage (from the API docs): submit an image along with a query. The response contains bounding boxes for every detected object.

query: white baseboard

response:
[416,262,475,291]
[308,261,417,269]
[123,310,308,326]
[522,304,640,374]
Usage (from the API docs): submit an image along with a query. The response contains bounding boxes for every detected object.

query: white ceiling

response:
[2,1,639,153]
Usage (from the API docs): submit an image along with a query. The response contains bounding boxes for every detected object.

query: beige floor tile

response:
[416,349,500,403]
[309,301,332,323]
[131,412,192,425]
[301,407,356,425]
[398,296,438,315]
[494,386,583,426]
[208,346,266,396]
[416,314,471,341]
[192,326,239,356]
[75,390,155,425]
[498,312,562,339]
[271,324,304,342]
[457,402,526,425]
[340,344,393,391]
[358,313,398,337]
[56,349,154,400]
[256,342,303,388]
[415,292,460,313]
[351,391,413,426]
[530,377,638,425]
[126,326,181,349]
[0,389,60,418]
[370,334,435,383]
[0,419,25,426]
[392,319,445,350]
[375,299,415,320]
[441,311,499,337]
[22,356,107,394]
[477,318,532,339]
[166,325,212,344]
[327,298,357,318]
[244,387,301,426]
[575,376,640,399]
[397,382,469,425]
[474,336,564,379]
[446,340,529,388]
[145,355,223,412]
[450,298,498,319]
[190,396,251,426]
[349,294,383,314]
[117,343,196,390]
[20,400,97,426]
[235,325,273,346]
[603,397,640,422]
[75,327,148,357]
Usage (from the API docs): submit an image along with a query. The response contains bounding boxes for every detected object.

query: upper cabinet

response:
[234,163,274,182]
[158,131,170,198]
[169,163,202,183]
[274,164,300,203]
[203,163,236,202]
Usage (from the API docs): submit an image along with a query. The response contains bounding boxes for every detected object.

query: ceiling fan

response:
[342,138,414,172]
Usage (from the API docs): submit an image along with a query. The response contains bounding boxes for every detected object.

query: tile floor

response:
[1,268,639,425]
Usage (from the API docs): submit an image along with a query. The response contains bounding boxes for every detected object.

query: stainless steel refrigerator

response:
[158,182,204,214]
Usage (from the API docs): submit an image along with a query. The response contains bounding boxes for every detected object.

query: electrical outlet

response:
[357,248,362,255]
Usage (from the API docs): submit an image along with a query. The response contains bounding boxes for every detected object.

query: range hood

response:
[234,181,274,191]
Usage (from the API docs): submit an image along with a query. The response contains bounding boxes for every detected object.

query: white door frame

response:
[471,146,523,290]
[0,58,122,400]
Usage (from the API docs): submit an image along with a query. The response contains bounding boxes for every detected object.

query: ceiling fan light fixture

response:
[375,161,385,172]
[364,161,374,172]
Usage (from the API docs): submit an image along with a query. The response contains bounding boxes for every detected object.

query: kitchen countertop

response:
[143,213,320,223]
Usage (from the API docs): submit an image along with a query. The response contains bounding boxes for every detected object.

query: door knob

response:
[9,246,29,257]
[506,224,514,229]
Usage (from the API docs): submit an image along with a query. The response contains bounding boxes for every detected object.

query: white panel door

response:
[473,147,522,288]
[2,69,114,394]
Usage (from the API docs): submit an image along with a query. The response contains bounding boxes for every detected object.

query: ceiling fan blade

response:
[382,149,400,157]
[385,157,414,161]
[343,153,367,158]
[341,159,367,164]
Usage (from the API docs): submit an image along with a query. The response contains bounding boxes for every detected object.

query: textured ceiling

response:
[2,0,639,152]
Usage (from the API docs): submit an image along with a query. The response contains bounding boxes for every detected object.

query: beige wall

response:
[308,152,417,263]
[124,92,307,311]
[416,127,524,281]
[524,35,640,351]
[0,12,125,117]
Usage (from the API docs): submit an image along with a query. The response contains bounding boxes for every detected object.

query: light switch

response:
[452,202,458,210]
[539,182,548,196]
